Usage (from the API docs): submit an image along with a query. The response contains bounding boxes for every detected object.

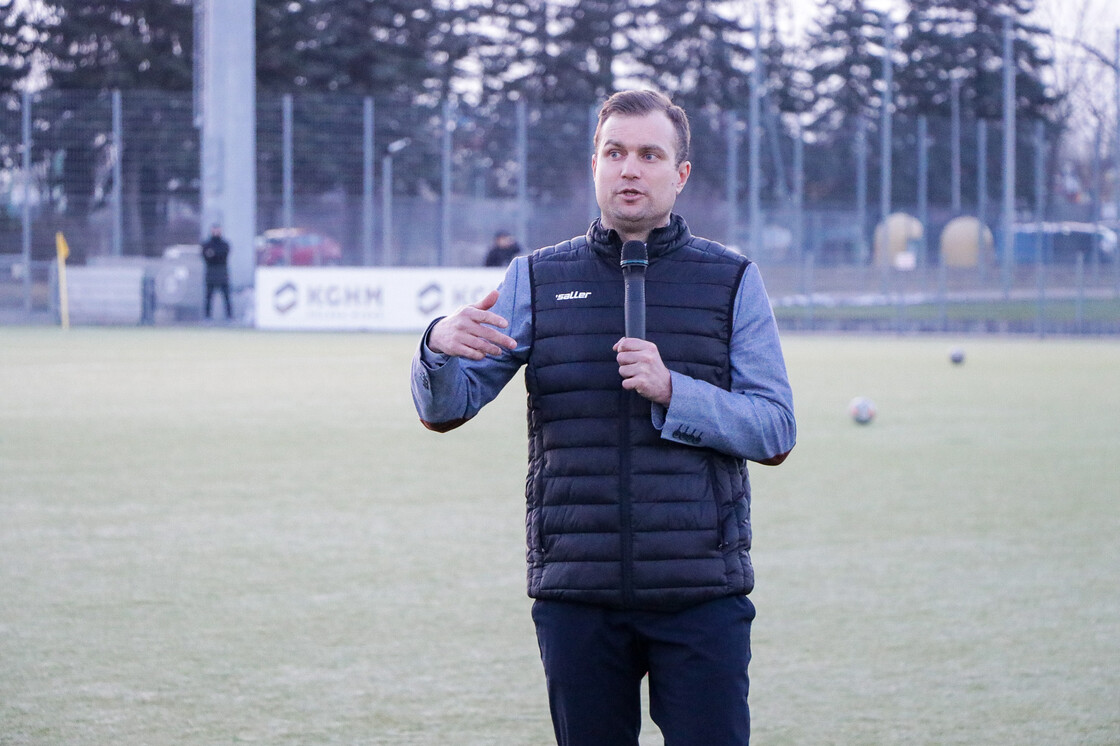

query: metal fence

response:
[2,88,1118,332]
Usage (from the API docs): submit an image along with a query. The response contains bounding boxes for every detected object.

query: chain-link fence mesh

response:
[2,88,1118,332]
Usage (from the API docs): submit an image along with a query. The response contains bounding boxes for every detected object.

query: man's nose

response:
[619,154,641,177]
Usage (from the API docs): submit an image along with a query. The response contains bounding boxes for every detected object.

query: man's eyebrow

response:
[601,138,669,156]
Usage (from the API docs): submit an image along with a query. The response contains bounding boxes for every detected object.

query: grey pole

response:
[749,16,762,259]
[951,76,962,215]
[880,14,895,289]
[362,97,375,266]
[1091,124,1102,279]
[879,15,894,227]
[198,0,256,289]
[856,115,868,265]
[1000,14,1016,299]
[440,99,453,266]
[917,115,928,269]
[282,94,293,231]
[381,138,411,264]
[516,100,529,250]
[726,110,739,249]
[381,153,393,265]
[112,90,123,256]
[21,90,31,312]
[977,120,988,284]
[1033,119,1046,336]
[793,121,807,293]
[1115,28,1120,297]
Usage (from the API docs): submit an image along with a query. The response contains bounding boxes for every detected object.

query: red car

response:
[255,228,343,266]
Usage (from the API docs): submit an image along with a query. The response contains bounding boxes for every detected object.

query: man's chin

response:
[607,211,668,236]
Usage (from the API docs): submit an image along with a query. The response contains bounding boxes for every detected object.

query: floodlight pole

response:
[197,0,257,289]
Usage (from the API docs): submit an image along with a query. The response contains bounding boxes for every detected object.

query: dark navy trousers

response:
[532,595,755,746]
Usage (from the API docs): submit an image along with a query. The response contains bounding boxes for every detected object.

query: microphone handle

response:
[623,267,646,340]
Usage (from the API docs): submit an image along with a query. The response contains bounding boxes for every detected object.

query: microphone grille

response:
[620,240,648,267]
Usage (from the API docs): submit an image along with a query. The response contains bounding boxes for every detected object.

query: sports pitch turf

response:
[1,327,1118,745]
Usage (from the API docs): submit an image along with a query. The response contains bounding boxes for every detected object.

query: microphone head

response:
[620,240,648,268]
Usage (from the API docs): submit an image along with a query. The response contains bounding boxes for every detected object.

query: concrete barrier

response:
[51,264,153,325]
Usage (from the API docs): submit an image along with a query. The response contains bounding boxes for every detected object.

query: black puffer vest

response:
[524,215,753,611]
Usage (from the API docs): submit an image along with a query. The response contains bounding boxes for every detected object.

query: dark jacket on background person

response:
[201,234,231,283]
[525,217,752,611]
[485,233,522,267]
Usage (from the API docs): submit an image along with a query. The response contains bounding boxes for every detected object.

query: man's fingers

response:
[450,311,515,349]
[464,305,510,331]
[474,289,502,315]
[429,293,516,358]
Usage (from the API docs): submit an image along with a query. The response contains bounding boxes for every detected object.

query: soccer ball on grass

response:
[848,396,876,425]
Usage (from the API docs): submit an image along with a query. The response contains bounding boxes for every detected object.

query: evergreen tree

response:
[638,0,755,113]
[38,0,193,90]
[256,0,476,101]
[897,0,1056,121]
[476,0,636,106]
[25,2,196,254]
[1,2,37,92]
[803,0,889,138]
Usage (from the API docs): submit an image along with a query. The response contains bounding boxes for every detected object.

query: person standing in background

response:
[201,224,232,320]
[484,230,523,267]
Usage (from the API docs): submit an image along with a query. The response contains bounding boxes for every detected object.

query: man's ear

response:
[676,160,691,193]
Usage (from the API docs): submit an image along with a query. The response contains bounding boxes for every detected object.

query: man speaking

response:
[410,89,796,745]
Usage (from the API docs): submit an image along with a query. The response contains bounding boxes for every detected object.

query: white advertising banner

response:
[254,266,506,332]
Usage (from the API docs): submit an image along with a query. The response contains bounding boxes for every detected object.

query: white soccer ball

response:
[848,396,876,425]
[949,347,966,365]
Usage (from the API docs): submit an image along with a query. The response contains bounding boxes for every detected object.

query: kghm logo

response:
[417,283,443,315]
[417,283,494,315]
[555,290,591,301]
[273,282,299,314]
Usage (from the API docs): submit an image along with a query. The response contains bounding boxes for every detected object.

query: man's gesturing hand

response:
[428,290,517,360]
[614,337,672,406]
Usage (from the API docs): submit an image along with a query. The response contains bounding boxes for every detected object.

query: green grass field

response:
[2,327,1118,745]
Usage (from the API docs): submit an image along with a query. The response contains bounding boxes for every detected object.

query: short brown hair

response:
[593,90,691,166]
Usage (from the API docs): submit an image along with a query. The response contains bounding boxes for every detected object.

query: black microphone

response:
[620,240,648,340]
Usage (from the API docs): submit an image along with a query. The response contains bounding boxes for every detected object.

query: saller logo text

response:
[555,291,592,301]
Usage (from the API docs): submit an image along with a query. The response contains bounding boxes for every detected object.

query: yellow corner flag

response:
[55,232,70,329]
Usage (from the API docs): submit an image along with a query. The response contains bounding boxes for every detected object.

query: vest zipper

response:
[619,389,635,606]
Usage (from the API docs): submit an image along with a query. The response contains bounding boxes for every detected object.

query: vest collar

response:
[587,213,692,263]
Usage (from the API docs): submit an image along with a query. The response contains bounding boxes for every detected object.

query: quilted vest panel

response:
[524,234,754,610]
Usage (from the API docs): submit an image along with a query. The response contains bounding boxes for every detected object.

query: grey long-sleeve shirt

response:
[411,254,796,463]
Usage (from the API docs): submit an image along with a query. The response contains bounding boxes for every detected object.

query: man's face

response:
[592,111,691,243]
